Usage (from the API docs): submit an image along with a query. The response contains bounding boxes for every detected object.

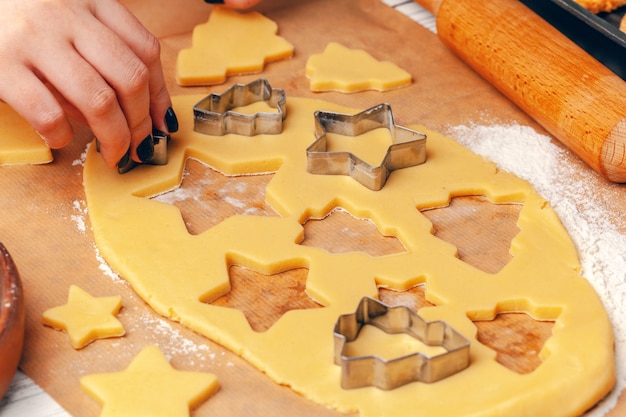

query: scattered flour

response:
[72,142,91,167]
[130,309,218,369]
[448,122,626,416]
[70,200,87,234]
[94,246,124,284]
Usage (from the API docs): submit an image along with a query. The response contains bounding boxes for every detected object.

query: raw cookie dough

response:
[306,42,412,92]
[83,95,615,417]
[176,7,294,86]
[81,345,219,417]
[42,285,124,349]
[0,102,53,165]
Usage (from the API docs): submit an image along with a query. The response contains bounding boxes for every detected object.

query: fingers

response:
[72,21,152,163]
[93,0,175,134]
[0,65,74,150]
[29,32,132,167]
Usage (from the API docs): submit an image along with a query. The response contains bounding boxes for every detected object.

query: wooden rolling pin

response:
[415,0,626,182]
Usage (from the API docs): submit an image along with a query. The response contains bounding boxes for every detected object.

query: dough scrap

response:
[0,102,53,165]
[176,7,294,86]
[306,42,412,92]
[42,285,124,349]
[81,345,219,417]
[83,95,615,417]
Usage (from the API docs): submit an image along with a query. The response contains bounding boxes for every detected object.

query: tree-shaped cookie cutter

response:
[193,78,286,136]
[306,103,427,191]
[333,297,470,390]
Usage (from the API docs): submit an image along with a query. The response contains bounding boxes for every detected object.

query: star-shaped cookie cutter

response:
[193,78,286,136]
[333,297,470,390]
[306,103,426,191]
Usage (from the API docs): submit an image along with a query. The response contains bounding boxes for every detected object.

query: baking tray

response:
[520,0,626,80]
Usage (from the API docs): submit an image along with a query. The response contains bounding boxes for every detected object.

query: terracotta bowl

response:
[0,243,25,400]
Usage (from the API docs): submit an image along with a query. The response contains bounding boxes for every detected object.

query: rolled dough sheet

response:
[83,95,615,417]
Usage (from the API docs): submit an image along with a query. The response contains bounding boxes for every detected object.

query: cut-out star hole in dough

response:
[80,345,219,417]
[420,196,522,274]
[152,158,276,235]
[42,285,124,349]
[210,265,323,332]
[176,7,294,86]
[305,42,412,93]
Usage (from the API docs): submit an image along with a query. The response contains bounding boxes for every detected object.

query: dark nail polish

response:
[204,0,225,3]
[165,107,179,133]
[117,148,138,174]
[137,135,155,163]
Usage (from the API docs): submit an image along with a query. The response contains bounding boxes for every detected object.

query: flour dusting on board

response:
[130,310,234,369]
[70,200,87,233]
[73,142,91,166]
[449,123,626,416]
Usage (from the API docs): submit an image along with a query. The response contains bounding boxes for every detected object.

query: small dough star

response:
[81,345,220,417]
[42,285,125,349]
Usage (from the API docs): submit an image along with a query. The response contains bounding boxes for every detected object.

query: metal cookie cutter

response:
[193,78,286,136]
[306,103,427,191]
[114,129,170,174]
[95,129,170,174]
[333,297,470,390]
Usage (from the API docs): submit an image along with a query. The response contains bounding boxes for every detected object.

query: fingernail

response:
[35,130,50,147]
[137,135,155,163]
[117,148,138,174]
[165,107,179,133]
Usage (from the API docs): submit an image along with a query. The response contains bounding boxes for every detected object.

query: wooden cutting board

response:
[0,0,624,415]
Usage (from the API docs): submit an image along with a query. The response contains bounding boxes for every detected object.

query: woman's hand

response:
[0,0,176,168]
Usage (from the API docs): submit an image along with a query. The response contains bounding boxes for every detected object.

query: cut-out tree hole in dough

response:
[420,196,521,273]
[379,285,555,374]
[474,313,555,374]
[152,159,277,235]
[301,208,405,256]
[210,266,323,332]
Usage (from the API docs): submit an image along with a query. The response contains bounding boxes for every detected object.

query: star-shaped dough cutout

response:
[42,285,124,349]
[306,42,412,92]
[81,345,219,417]
[176,7,294,86]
